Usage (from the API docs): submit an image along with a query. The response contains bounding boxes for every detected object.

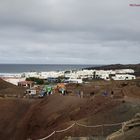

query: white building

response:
[112,74,136,80]
[40,71,64,79]
[65,78,83,83]
[115,69,135,74]
[23,72,41,78]
[15,68,136,82]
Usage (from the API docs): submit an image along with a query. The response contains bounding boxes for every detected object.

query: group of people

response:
[41,84,85,98]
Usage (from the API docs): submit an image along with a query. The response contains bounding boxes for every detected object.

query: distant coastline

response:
[0,64,100,73]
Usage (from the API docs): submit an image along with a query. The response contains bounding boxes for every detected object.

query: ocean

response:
[0,64,98,73]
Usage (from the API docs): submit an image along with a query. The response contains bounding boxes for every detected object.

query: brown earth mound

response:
[0,95,120,140]
[0,80,140,140]
[0,98,36,140]
[0,78,25,97]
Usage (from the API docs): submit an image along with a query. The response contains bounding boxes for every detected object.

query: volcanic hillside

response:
[0,78,25,97]
[0,79,140,140]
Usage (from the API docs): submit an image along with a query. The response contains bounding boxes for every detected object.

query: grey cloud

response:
[0,0,140,64]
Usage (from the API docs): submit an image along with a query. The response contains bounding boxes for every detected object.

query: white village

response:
[1,68,136,86]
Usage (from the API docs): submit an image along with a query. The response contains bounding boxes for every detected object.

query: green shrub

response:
[26,77,44,85]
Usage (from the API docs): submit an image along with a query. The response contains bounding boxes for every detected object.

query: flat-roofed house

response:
[18,81,34,88]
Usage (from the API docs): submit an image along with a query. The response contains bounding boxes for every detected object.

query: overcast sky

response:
[0,0,140,64]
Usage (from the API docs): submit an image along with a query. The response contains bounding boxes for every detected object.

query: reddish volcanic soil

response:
[0,79,140,140]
